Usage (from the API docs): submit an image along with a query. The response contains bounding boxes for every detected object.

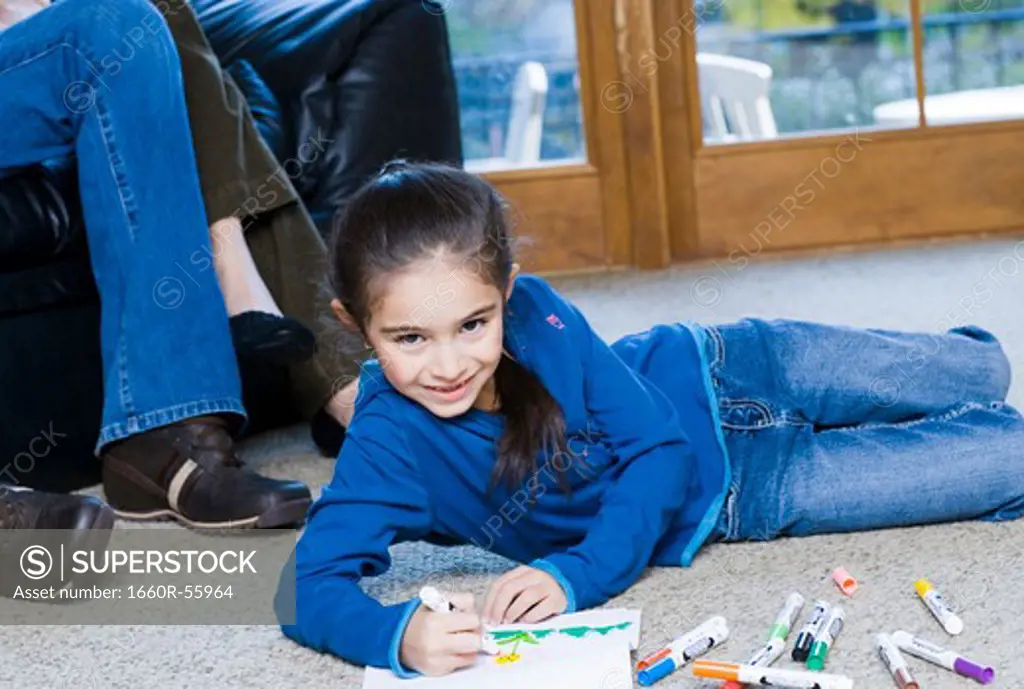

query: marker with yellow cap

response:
[914,578,963,635]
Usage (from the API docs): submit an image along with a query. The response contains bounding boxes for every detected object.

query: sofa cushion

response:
[191,0,463,235]
[0,160,84,273]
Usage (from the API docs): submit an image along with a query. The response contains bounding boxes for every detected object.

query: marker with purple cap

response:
[891,630,995,685]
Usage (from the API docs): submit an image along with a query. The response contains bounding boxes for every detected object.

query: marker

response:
[693,659,854,689]
[914,578,963,635]
[720,594,802,689]
[792,600,830,662]
[419,586,455,613]
[636,615,727,670]
[891,630,995,685]
[876,633,919,689]
[721,638,787,689]
[807,605,845,670]
[768,592,806,642]
[418,586,499,655]
[638,618,729,686]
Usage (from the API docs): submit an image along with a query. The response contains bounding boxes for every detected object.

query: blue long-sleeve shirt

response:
[279,275,730,674]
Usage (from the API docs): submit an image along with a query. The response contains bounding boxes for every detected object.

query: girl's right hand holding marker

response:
[400,593,482,676]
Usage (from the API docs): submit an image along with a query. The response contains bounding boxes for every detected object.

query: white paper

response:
[362,609,640,689]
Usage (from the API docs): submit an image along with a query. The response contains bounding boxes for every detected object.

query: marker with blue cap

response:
[638,617,729,686]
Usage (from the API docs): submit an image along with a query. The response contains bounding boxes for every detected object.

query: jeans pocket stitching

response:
[704,324,725,370]
[720,397,776,430]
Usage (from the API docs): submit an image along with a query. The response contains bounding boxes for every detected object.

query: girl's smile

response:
[423,372,476,402]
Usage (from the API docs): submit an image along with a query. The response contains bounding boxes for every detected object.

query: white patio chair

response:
[467,61,549,172]
[696,52,779,143]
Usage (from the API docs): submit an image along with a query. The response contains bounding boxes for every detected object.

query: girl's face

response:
[359,255,518,419]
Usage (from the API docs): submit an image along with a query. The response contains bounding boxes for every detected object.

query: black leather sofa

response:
[0,0,462,493]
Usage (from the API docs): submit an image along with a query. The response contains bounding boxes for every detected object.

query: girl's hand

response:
[399,592,482,676]
[482,566,568,625]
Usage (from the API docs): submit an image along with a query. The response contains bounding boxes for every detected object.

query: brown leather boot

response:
[0,486,115,531]
[101,417,311,529]
[0,487,115,598]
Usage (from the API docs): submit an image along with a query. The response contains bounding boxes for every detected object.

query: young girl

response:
[280,161,1024,677]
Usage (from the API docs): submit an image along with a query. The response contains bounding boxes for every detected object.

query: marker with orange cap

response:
[914,578,963,635]
[692,659,854,689]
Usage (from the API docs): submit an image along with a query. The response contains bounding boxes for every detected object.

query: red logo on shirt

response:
[546,314,565,330]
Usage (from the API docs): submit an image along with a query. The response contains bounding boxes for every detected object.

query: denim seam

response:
[116,326,135,418]
[90,76,142,418]
[704,324,725,370]
[89,54,140,244]
[94,398,247,454]
[851,400,999,433]
[0,41,74,78]
[678,322,734,566]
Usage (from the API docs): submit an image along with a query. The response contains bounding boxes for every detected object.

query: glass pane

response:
[443,0,587,171]
[694,0,918,144]
[917,0,1024,126]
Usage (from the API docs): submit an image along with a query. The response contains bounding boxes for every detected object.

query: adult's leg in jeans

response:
[718,402,1024,542]
[704,318,1011,429]
[0,0,242,445]
[0,0,310,529]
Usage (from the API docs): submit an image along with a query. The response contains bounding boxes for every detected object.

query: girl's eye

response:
[462,318,487,333]
[395,333,423,346]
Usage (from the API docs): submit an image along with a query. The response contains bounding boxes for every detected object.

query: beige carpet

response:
[7,237,1024,688]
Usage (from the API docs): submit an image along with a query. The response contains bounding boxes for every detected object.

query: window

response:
[695,0,916,143]
[443,0,587,170]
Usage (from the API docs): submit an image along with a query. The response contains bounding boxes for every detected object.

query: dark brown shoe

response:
[0,487,115,598]
[0,486,115,531]
[100,418,311,529]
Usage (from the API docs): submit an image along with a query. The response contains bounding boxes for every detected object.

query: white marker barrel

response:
[914,579,963,635]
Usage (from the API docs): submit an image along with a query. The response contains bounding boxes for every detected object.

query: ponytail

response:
[491,352,571,497]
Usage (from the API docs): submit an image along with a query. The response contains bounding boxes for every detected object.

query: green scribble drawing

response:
[494,631,541,656]
[489,621,633,647]
[559,622,632,638]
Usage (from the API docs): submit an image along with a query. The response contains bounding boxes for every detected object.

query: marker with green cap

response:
[768,592,806,642]
[807,605,845,671]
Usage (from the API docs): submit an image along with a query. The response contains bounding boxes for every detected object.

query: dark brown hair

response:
[329,161,568,492]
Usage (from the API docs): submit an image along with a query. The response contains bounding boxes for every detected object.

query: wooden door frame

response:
[478,0,637,275]
[654,0,1024,265]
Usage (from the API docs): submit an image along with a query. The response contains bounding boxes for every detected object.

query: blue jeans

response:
[0,0,245,453]
[703,319,1024,542]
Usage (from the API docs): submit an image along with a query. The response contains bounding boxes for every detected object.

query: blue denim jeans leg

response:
[0,0,245,453]
[702,318,1024,542]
